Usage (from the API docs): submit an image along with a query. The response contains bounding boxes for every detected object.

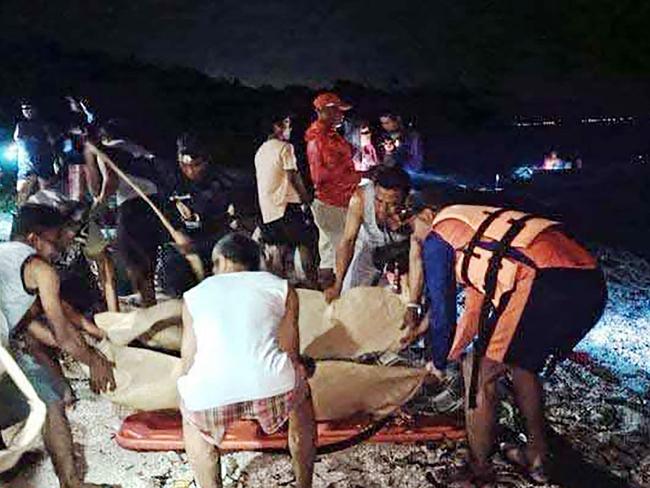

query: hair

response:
[176,132,211,159]
[211,233,261,271]
[11,204,68,240]
[374,165,411,195]
[379,111,401,122]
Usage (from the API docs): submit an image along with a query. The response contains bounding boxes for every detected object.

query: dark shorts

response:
[259,204,315,247]
[17,151,55,181]
[503,267,608,372]
[116,197,165,274]
[155,236,221,298]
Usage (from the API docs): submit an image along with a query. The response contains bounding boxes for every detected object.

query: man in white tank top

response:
[0,204,118,488]
[325,166,412,302]
[178,233,315,488]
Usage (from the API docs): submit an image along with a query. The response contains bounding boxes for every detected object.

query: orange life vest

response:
[432,205,559,305]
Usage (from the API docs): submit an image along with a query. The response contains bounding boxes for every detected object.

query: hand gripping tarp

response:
[0,314,47,472]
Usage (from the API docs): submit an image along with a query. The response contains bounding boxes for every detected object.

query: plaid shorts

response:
[181,375,309,446]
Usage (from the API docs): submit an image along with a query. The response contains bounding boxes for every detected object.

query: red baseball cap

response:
[313,92,352,111]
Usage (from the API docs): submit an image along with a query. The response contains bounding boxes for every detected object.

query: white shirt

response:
[0,242,38,334]
[178,271,296,411]
[254,139,301,224]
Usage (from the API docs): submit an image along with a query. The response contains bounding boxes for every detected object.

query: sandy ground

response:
[1,246,649,488]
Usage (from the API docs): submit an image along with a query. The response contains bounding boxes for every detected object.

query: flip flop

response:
[499,442,550,485]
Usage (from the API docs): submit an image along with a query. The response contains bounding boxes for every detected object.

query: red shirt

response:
[305,121,360,207]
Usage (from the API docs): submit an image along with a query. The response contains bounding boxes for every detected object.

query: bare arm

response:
[26,259,95,364]
[84,143,118,202]
[326,188,364,302]
[408,234,425,305]
[287,170,311,204]
[61,300,106,339]
[180,302,197,375]
[277,286,300,362]
[24,259,115,392]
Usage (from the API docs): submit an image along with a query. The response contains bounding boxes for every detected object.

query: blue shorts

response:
[17,151,55,180]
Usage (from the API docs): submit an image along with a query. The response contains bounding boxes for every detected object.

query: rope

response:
[89,144,204,281]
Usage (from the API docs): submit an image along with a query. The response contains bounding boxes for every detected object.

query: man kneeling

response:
[178,233,316,488]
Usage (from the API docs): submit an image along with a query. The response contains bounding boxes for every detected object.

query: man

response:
[404,200,607,486]
[379,112,424,172]
[13,101,56,203]
[255,114,316,284]
[27,189,119,312]
[0,204,117,488]
[324,166,411,302]
[155,132,236,297]
[178,233,316,488]
[305,92,360,288]
[84,125,163,306]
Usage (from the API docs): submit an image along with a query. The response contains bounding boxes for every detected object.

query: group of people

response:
[0,91,608,488]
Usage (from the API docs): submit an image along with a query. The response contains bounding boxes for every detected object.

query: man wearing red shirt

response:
[305,93,360,287]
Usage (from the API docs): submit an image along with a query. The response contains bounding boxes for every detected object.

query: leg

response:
[511,366,547,467]
[127,264,156,307]
[297,244,318,287]
[288,396,316,488]
[43,402,117,488]
[462,354,503,475]
[43,401,82,488]
[96,252,119,312]
[183,418,222,488]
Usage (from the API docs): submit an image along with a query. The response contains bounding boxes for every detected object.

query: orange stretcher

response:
[116,411,465,452]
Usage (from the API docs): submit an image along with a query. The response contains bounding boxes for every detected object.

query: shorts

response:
[310,199,347,269]
[502,267,607,372]
[116,197,165,275]
[0,350,68,429]
[17,151,55,181]
[181,376,309,446]
[156,237,220,298]
[259,204,315,247]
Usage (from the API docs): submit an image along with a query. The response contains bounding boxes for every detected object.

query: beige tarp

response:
[90,287,426,418]
[0,342,47,473]
[80,343,425,419]
[300,288,408,358]
[80,340,183,411]
[95,287,410,358]
[310,361,426,420]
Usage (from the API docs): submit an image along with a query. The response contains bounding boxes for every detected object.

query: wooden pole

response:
[89,144,205,281]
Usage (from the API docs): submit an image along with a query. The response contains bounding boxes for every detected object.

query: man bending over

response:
[178,233,316,488]
[0,204,117,488]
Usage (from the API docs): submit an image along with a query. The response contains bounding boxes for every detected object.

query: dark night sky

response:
[0,0,649,88]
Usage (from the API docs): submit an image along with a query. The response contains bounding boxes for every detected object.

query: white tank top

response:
[357,180,409,250]
[178,271,296,411]
[0,242,38,335]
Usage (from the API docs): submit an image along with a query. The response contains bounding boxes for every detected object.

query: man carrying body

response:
[305,93,360,288]
[404,200,607,486]
[84,125,163,306]
[178,233,315,488]
[0,204,117,488]
[255,114,316,284]
[324,166,411,302]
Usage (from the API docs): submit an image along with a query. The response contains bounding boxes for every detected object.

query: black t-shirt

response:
[162,166,232,238]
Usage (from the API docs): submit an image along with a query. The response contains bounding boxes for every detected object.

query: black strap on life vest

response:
[467,212,537,409]
[460,208,509,287]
